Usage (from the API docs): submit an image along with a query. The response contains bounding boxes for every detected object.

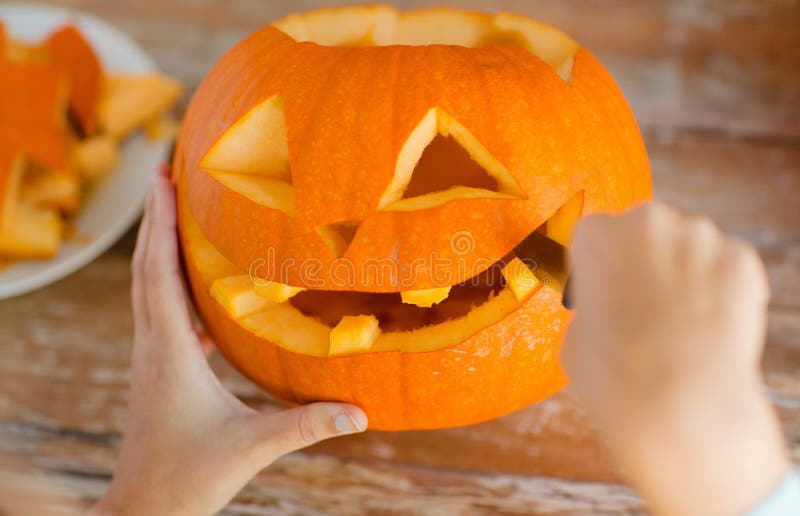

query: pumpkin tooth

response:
[501,258,541,302]
[401,286,452,308]
[329,315,381,356]
[210,275,272,318]
[539,190,584,246]
[253,280,305,303]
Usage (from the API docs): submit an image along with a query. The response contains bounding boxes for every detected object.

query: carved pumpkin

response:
[175,5,652,430]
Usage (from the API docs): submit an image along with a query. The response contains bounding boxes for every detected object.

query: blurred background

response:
[0,1,798,513]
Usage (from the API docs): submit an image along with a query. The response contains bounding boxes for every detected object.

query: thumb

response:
[251,402,368,461]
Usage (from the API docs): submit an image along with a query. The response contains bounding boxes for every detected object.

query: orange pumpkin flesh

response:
[176,5,652,430]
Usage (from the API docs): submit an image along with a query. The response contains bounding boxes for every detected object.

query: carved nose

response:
[316,219,363,258]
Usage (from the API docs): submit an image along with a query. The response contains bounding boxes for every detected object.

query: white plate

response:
[0,3,171,300]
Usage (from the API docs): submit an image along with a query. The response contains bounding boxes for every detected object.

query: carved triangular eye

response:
[379,107,526,211]
[200,95,295,216]
[316,220,363,258]
[201,95,291,181]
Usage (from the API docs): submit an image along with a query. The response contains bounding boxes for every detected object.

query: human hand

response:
[562,202,788,516]
[92,168,367,516]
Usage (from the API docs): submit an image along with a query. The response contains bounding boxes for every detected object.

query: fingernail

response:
[334,411,367,434]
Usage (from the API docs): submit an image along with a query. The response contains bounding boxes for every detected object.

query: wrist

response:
[608,382,788,516]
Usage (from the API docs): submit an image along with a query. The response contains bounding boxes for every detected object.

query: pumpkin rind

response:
[175,5,652,430]
[46,25,102,135]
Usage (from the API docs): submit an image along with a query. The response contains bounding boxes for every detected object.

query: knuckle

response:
[295,408,320,446]
[686,215,717,237]
[638,202,673,229]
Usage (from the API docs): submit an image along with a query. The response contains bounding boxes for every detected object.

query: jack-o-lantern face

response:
[175,5,651,430]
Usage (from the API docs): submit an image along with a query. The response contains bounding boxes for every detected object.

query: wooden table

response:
[1,1,798,513]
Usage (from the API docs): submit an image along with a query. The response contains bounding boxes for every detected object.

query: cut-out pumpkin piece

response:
[71,134,119,179]
[329,315,381,356]
[143,116,181,142]
[379,107,525,211]
[21,163,80,213]
[201,95,291,180]
[0,62,69,171]
[0,152,25,226]
[97,74,183,139]
[0,202,62,259]
[0,154,62,259]
[254,279,305,303]
[46,25,102,135]
[210,275,272,318]
[316,220,362,258]
[206,171,295,216]
[401,286,452,308]
[538,190,584,246]
[4,37,51,64]
[501,257,541,302]
[0,22,5,56]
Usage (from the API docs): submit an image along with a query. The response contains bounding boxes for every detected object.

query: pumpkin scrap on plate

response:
[0,21,182,261]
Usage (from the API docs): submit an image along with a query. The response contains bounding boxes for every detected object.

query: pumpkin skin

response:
[175,5,651,430]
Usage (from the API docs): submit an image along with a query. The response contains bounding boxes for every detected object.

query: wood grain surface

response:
[1,0,799,514]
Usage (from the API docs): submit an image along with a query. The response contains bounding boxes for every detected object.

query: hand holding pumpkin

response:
[91,170,367,516]
[562,203,789,516]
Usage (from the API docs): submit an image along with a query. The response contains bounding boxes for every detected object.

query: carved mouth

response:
[288,259,507,333]
[183,186,580,358]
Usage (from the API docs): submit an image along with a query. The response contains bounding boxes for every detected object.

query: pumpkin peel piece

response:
[46,25,102,135]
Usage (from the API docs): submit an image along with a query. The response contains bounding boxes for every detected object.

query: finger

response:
[250,403,367,461]
[131,191,154,333]
[143,176,193,336]
[158,161,172,180]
